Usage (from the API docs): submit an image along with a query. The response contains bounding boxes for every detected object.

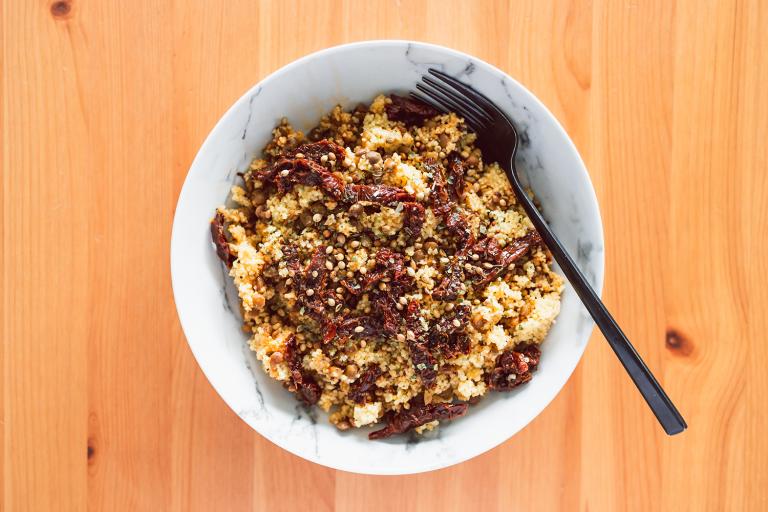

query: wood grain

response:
[3,1,767,510]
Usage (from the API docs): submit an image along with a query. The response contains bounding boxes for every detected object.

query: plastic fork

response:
[413,68,687,435]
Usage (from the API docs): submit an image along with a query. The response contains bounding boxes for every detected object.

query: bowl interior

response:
[171,41,604,475]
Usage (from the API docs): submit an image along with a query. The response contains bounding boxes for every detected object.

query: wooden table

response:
[3,1,766,510]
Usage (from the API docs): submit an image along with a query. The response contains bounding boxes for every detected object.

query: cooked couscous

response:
[211,94,563,439]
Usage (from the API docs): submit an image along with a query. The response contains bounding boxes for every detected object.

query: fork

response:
[414,68,687,435]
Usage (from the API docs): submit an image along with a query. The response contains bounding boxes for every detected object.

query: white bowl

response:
[171,41,604,475]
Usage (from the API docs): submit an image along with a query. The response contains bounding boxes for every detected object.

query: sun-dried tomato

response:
[426,159,472,244]
[425,158,476,301]
[471,231,542,288]
[372,292,401,335]
[384,95,441,127]
[270,157,348,197]
[427,304,471,358]
[298,246,332,317]
[431,260,466,301]
[431,239,471,301]
[345,183,416,204]
[282,244,340,332]
[341,248,412,297]
[281,243,301,272]
[211,212,236,267]
[405,300,438,388]
[348,366,381,404]
[444,210,474,246]
[324,315,381,344]
[254,140,419,210]
[486,344,541,391]
[284,335,322,405]
[409,342,438,388]
[250,140,346,197]
[322,321,338,344]
[329,249,414,342]
[289,140,347,163]
[446,153,466,199]
[368,399,468,440]
[426,158,452,218]
[304,247,331,288]
[401,202,425,238]
[522,344,541,368]
[374,248,409,283]
[305,245,330,287]
[470,236,503,261]
[429,153,466,206]
[338,278,362,296]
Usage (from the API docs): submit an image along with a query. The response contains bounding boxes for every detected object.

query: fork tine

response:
[415,84,484,129]
[411,90,484,131]
[427,68,506,121]
[422,76,493,124]
[415,83,485,129]
[409,92,447,114]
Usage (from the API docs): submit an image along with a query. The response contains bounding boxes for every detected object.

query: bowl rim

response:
[171,39,605,475]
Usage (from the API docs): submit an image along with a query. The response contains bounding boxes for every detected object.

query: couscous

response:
[211,94,563,439]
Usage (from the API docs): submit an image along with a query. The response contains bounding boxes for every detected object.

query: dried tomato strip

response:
[427,304,471,358]
[446,153,466,199]
[254,139,419,209]
[211,212,236,267]
[369,400,468,440]
[471,231,542,288]
[348,366,381,404]
[284,335,322,405]
[384,95,441,126]
[486,345,541,391]
[427,159,475,300]
[405,300,438,388]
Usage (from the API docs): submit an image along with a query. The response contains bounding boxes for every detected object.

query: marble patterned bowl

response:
[171,41,604,475]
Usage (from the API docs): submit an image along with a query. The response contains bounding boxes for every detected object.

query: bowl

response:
[171,40,604,475]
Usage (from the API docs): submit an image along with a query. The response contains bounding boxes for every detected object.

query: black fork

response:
[414,68,687,436]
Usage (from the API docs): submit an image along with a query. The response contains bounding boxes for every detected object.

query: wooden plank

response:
[3,1,91,509]
[2,1,766,510]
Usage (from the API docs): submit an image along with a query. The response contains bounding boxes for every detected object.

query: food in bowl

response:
[211,94,563,439]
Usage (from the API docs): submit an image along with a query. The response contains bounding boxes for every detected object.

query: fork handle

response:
[506,169,687,435]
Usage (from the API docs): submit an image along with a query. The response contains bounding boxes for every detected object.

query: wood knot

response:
[87,437,96,464]
[50,0,72,19]
[665,328,694,357]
